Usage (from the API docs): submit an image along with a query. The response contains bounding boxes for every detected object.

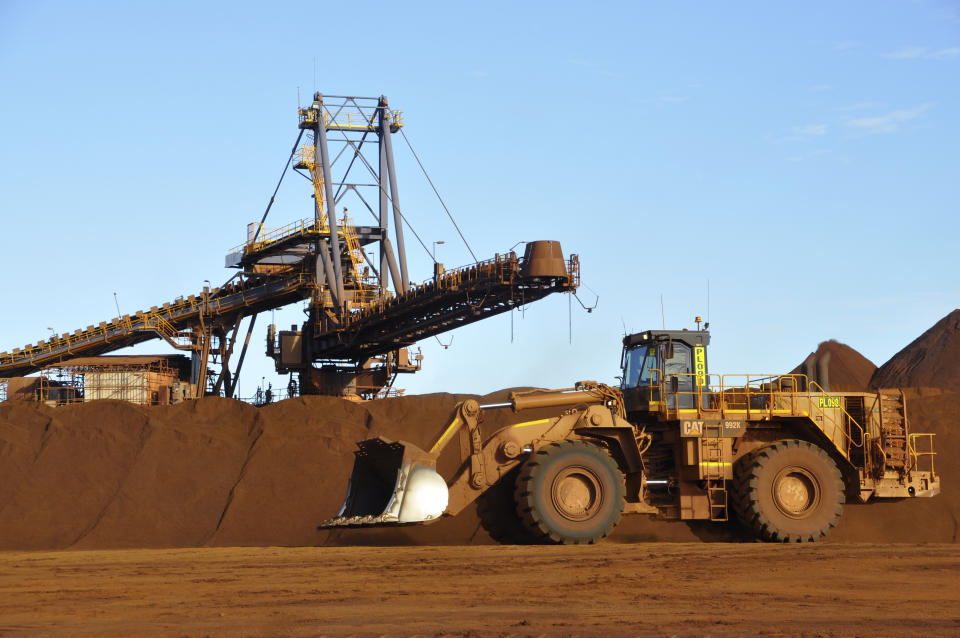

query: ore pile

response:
[871,309,960,392]
[790,339,877,392]
[0,311,957,549]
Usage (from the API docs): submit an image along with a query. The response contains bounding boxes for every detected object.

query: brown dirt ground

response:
[1,544,958,637]
[0,314,958,635]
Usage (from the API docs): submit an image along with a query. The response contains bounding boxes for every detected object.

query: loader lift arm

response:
[320,382,650,527]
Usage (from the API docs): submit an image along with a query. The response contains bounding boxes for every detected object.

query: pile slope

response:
[871,309,960,391]
[791,340,876,391]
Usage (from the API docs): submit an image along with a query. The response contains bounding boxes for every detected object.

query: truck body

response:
[321,328,939,543]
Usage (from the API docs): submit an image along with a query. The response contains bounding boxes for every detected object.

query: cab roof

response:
[623,329,710,348]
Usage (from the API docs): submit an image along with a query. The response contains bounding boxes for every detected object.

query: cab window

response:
[663,343,691,378]
[623,346,658,388]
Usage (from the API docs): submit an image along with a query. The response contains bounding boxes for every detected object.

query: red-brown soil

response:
[2,313,959,636]
[791,339,877,391]
[872,308,960,391]
[0,387,956,549]
[1,310,957,550]
[1,544,958,637]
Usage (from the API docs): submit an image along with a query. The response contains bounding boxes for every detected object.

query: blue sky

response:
[1,1,957,396]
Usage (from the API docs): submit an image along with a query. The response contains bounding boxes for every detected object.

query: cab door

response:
[663,341,695,409]
[621,344,660,413]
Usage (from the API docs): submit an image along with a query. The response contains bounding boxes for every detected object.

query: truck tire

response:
[514,440,625,544]
[733,440,844,542]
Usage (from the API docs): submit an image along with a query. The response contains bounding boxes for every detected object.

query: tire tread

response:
[514,440,625,545]
[732,439,844,543]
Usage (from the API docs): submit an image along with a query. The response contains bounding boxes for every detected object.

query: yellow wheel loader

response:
[321,328,939,543]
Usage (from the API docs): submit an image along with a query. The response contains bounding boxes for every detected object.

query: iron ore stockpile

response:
[1,310,959,550]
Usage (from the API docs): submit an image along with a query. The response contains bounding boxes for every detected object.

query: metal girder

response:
[310,253,575,361]
[0,272,313,378]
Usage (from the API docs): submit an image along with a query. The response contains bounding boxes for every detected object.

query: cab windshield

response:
[623,345,658,388]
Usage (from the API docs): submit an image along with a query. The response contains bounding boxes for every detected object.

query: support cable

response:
[332,128,435,260]
[399,128,478,262]
[333,129,370,202]
[332,105,377,202]
[252,129,305,244]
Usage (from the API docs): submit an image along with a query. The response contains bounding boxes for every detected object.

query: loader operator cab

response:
[620,329,710,415]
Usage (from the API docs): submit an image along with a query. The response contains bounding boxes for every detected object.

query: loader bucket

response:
[318,437,449,528]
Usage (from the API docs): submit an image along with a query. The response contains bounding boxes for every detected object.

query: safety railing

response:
[807,378,867,452]
[233,218,327,256]
[0,272,314,373]
[334,252,522,328]
[231,215,381,263]
[140,316,194,349]
[413,251,519,289]
[296,144,317,168]
[644,371,867,454]
[340,216,377,288]
[293,144,331,228]
[908,433,936,475]
[297,108,398,131]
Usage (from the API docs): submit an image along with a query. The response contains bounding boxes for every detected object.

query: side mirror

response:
[664,341,674,359]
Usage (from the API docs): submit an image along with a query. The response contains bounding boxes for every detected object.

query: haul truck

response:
[321,327,940,543]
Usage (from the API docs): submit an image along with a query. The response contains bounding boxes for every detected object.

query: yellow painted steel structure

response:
[298,106,402,132]
[639,369,937,476]
[0,272,312,379]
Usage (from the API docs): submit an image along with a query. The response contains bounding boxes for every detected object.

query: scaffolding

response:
[0,356,191,406]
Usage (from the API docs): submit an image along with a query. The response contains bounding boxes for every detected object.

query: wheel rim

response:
[772,465,821,519]
[551,465,603,521]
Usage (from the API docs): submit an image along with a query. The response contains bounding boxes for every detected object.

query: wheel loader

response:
[320,326,940,543]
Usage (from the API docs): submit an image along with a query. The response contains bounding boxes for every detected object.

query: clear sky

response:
[1,1,957,397]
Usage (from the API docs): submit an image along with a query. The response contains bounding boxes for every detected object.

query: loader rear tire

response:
[733,440,844,542]
[514,441,625,545]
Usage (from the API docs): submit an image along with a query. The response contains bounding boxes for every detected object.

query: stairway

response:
[700,429,728,521]
[845,395,867,467]
[878,391,908,473]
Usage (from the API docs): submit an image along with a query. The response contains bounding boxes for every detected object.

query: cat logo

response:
[681,420,704,437]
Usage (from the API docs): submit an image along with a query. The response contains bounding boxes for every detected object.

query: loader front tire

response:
[477,466,536,544]
[514,441,625,544]
[733,439,844,542]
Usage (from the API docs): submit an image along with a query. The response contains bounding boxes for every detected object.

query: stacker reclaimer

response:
[0,93,579,401]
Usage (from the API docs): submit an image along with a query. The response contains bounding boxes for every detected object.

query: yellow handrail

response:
[907,433,936,474]
[1,272,312,368]
[648,372,867,453]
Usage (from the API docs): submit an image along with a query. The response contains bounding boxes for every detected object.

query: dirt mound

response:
[791,340,876,391]
[871,309,960,391]
[0,385,956,549]
[0,392,495,550]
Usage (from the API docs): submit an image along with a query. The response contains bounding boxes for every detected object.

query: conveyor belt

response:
[1,250,578,381]
[0,272,313,378]
[317,252,578,359]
